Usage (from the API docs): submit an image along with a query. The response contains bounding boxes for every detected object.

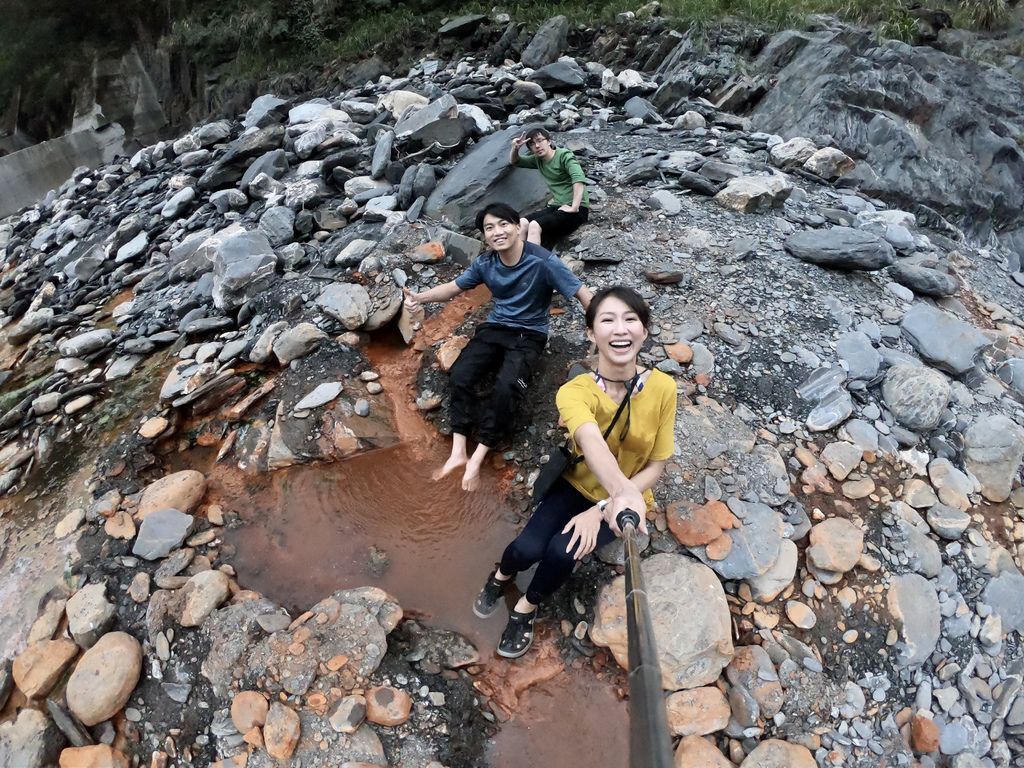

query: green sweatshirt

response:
[514,147,590,209]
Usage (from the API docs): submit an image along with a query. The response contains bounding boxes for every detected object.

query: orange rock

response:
[365,685,413,726]
[307,692,328,712]
[704,534,733,561]
[911,714,940,753]
[665,342,694,364]
[230,691,269,732]
[326,654,349,671]
[673,735,733,768]
[666,500,738,547]
[13,639,79,699]
[242,726,263,748]
[137,470,206,519]
[666,687,731,736]
[412,242,445,263]
[104,511,136,540]
[263,702,300,761]
[59,745,130,768]
[436,336,470,372]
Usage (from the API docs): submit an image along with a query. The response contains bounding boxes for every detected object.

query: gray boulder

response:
[316,283,373,330]
[784,227,895,270]
[426,127,550,229]
[887,573,940,666]
[882,364,950,431]
[258,206,295,247]
[521,15,569,69]
[394,95,462,146]
[132,509,194,560]
[58,329,113,358]
[900,304,990,375]
[983,569,1024,634]
[244,94,289,129]
[889,264,958,297]
[836,331,880,380]
[0,708,65,768]
[211,231,278,311]
[691,501,783,581]
[529,60,586,91]
[750,28,1024,239]
[371,130,395,180]
[963,414,1024,502]
[241,149,289,190]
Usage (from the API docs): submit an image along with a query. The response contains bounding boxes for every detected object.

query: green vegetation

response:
[0,0,1017,141]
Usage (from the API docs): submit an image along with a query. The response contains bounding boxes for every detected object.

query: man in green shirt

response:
[509,127,590,250]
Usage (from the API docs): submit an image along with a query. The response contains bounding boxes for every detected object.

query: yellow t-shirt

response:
[556,369,677,509]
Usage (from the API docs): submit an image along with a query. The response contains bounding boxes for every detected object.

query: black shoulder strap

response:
[568,373,638,466]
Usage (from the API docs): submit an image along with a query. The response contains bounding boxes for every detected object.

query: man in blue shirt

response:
[404,203,593,491]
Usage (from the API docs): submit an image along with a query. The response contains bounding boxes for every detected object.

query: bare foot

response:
[433,453,467,481]
[461,460,482,492]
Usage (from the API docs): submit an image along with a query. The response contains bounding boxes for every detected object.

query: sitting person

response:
[509,127,590,251]
[472,285,678,658]
[403,202,592,491]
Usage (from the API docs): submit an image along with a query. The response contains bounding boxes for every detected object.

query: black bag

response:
[530,374,637,506]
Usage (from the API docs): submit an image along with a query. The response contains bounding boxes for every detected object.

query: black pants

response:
[499,478,616,605]
[449,323,546,447]
[524,206,589,250]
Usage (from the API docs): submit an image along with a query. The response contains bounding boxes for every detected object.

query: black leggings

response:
[448,323,546,447]
[524,206,589,250]
[499,478,616,605]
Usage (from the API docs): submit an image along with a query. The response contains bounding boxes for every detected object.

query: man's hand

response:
[402,288,421,311]
[511,133,528,151]
[557,204,578,213]
[563,506,604,560]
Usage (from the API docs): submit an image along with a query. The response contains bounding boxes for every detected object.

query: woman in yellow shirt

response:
[473,285,678,658]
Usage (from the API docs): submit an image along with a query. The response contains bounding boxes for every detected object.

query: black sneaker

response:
[497,609,536,659]
[473,571,507,619]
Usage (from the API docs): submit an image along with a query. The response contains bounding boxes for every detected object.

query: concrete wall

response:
[0,125,125,218]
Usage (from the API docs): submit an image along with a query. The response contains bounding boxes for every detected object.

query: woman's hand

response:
[607,483,648,536]
[562,505,604,560]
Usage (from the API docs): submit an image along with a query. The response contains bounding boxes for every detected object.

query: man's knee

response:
[528,220,542,241]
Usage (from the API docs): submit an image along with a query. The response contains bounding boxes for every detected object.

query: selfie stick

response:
[616,508,674,768]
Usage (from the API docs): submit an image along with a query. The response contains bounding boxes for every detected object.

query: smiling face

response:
[586,295,649,369]
[526,132,555,160]
[481,213,519,253]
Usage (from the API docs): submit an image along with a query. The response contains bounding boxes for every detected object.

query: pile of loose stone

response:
[1,7,1024,768]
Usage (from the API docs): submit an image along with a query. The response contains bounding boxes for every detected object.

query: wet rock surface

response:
[0,9,1023,768]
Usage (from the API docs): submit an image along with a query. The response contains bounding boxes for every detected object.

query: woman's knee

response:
[507,535,546,566]
[544,535,578,569]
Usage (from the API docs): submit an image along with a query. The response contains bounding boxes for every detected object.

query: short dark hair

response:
[585,285,651,329]
[475,202,521,232]
[525,127,551,142]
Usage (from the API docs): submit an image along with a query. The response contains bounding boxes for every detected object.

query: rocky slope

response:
[1,9,1024,768]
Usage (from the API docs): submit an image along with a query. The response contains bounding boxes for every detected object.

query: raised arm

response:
[575,284,593,311]
[572,422,648,533]
[509,133,528,165]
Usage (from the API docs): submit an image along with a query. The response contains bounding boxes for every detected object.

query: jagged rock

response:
[244,94,289,129]
[690,501,783,581]
[394,95,461,146]
[889,264,958,297]
[928,459,973,511]
[591,553,733,690]
[139,470,206,518]
[180,571,231,627]
[769,137,816,168]
[211,230,278,311]
[426,127,549,228]
[887,573,941,666]
[963,414,1024,502]
[521,15,569,69]
[65,632,142,726]
[438,14,487,36]
[132,509,195,560]
[0,708,65,768]
[836,331,879,380]
[784,227,895,270]
[882,364,950,431]
[714,175,791,213]
[66,583,115,649]
[674,736,733,768]
[258,206,295,246]
[201,599,286,697]
[983,569,1024,634]
[264,702,301,760]
[802,146,854,178]
[58,329,113,358]
[12,639,79,699]
[748,539,798,602]
[316,283,372,329]
[272,323,327,364]
[726,645,784,727]
[161,187,195,219]
[58,745,130,767]
[900,303,990,375]
[646,190,683,215]
[529,60,586,91]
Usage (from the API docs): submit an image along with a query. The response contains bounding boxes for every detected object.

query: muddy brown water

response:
[210,295,629,766]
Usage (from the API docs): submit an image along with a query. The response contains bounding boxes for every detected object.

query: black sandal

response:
[473,571,507,619]
[497,609,536,659]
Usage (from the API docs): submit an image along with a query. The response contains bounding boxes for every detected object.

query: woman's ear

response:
[586,328,596,345]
